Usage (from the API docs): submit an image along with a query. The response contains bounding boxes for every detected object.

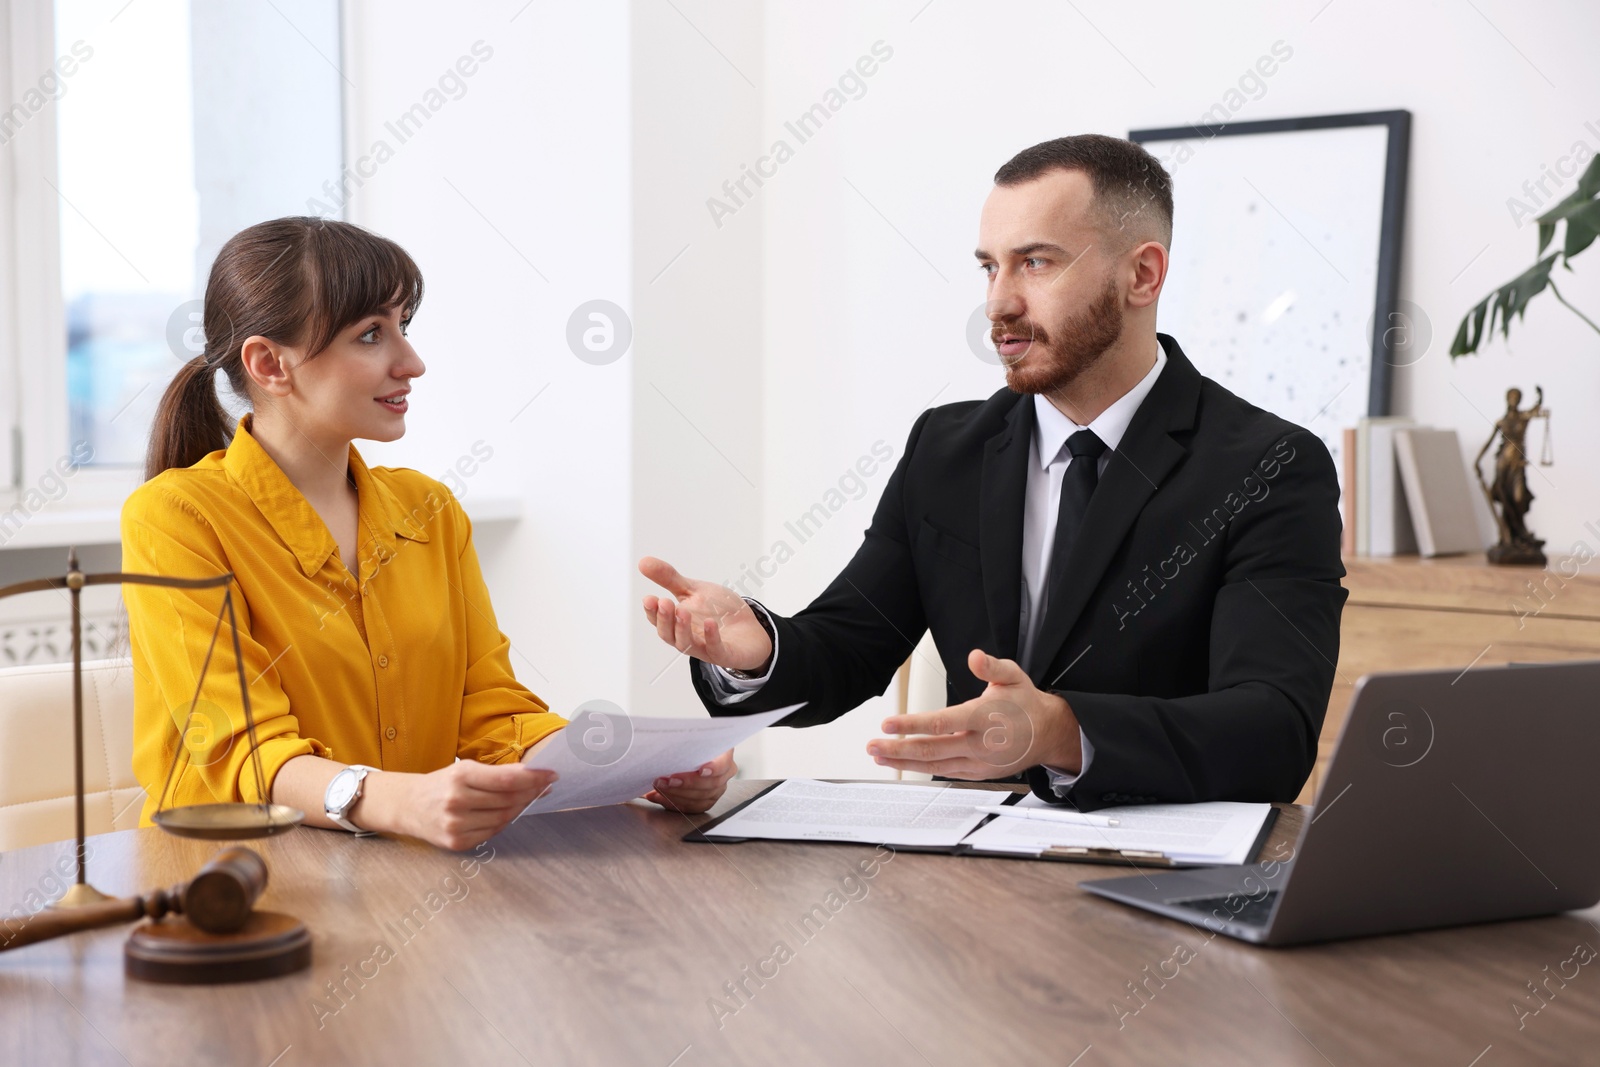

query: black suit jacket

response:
[691,334,1347,810]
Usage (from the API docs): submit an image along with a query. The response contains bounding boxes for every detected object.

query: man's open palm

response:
[638,557,773,672]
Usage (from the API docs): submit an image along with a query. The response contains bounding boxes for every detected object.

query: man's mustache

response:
[990,319,1049,347]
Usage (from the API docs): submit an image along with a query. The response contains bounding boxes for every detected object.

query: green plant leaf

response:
[1534,160,1600,255]
[1536,192,1600,225]
[1489,253,1559,338]
[1452,254,1558,357]
[1536,191,1596,255]
[1450,298,1489,356]
[1562,199,1600,260]
[1454,155,1600,358]
[1579,154,1600,198]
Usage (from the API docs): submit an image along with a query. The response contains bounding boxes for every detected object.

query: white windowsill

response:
[458,494,524,524]
[0,507,125,550]
[0,493,525,551]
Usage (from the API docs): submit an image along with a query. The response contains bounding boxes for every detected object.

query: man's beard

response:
[993,273,1123,396]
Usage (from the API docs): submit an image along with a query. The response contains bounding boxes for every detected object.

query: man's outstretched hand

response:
[867,649,1083,778]
[638,556,774,673]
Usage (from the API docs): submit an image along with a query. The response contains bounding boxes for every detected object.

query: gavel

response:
[0,847,267,952]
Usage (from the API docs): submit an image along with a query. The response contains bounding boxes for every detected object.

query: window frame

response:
[5,0,141,526]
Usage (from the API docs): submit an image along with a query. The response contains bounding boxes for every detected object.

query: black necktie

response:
[1022,429,1109,682]
[1043,425,1107,607]
[1052,429,1108,571]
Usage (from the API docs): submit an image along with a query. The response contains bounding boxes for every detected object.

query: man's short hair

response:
[994,134,1173,252]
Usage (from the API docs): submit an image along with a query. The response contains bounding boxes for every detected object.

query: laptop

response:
[1080,659,1600,945]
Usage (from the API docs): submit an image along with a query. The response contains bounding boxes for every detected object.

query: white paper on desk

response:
[960,794,1272,864]
[700,778,1016,848]
[517,705,800,816]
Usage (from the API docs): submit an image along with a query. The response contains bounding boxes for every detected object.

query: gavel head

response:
[183,847,268,934]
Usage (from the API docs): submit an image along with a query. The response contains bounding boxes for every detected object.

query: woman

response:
[124,217,733,850]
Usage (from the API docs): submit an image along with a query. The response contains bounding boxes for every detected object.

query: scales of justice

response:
[0,550,311,982]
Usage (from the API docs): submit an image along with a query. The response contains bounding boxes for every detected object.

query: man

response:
[639,134,1345,810]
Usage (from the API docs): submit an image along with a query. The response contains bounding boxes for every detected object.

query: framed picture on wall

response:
[1130,110,1411,479]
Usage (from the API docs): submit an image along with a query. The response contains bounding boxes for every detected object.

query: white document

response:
[517,705,800,816]
[961,794,1273,864]
[700,778,1017,848]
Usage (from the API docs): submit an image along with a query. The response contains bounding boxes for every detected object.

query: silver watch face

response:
[326,770,359,813]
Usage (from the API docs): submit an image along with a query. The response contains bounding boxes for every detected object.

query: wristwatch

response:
[325,764,380,835]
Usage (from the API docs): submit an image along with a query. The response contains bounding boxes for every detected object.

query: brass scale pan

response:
[0,568,306,839]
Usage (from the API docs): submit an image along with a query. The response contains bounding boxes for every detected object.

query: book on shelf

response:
[1393,427,1483,557]
[1356,416,1417,557]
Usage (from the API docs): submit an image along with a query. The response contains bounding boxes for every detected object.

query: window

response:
[0,0,344,511]
[56,0,200,468]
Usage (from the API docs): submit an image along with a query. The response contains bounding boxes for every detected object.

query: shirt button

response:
[385,726,397,741]
[377,655,389,668]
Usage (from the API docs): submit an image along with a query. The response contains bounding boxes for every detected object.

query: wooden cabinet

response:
[1299,554,1600,803]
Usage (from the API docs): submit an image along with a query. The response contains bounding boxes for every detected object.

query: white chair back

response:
[895,631,944,782]
[0,658,143,852]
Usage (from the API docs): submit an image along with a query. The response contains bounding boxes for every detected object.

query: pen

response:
[976,805,1121,827]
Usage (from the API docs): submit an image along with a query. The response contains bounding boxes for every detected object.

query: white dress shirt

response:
[1027,342,1165,792]
[703,341,1168,797]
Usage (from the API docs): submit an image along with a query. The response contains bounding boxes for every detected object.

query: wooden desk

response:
[3,781,1596,1066]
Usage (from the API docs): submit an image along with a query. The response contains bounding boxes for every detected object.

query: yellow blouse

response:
[122,416,565,825]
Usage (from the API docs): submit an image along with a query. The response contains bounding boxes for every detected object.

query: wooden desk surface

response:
[3,781,1597,1066]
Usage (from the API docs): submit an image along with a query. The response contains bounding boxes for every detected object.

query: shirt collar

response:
[222,415,427,580]
[1032,340,1167,470]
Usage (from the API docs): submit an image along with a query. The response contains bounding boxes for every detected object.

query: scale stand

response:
[0,549,311,981]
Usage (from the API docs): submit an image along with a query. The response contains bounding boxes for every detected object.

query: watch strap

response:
[327,764,380,835]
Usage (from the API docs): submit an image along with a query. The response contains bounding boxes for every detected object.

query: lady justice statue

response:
[1474,386,1553,565]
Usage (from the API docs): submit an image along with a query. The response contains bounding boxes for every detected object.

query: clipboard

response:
[682,782,1281,868]
[682,780,797,842]
[979,807,1281,868]
[681,782,1027,855]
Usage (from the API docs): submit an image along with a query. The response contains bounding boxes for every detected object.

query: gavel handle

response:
[0,887,181,953]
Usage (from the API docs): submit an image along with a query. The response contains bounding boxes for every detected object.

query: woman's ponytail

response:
[144,355,231,481]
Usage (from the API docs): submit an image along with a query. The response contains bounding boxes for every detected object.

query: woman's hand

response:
[644,749,737,814]
[362,761,556,851]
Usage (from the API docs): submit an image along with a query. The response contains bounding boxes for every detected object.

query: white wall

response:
[628,0,764,726]
[341,0,634,721]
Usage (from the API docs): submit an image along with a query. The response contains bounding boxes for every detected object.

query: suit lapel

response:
[1025,335,1203,683]
[978,396,1033,661]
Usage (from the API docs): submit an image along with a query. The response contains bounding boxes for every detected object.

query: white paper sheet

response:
[517,705,800,816]
[700,778,1017,848]
[960,794,1273,864]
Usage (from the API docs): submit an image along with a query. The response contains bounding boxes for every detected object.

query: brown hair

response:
[145,217,424,481]
[994,134,1174,252]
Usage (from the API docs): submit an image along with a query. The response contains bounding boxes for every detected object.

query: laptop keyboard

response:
[1172,890,1280,927]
